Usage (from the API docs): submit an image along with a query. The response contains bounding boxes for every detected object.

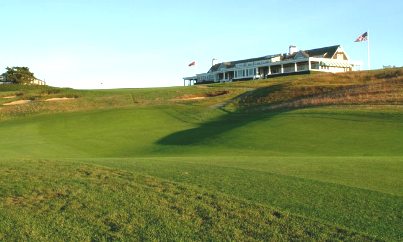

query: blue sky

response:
[0,0,402,89]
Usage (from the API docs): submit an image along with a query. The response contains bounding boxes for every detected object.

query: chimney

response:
[289,45,298,55]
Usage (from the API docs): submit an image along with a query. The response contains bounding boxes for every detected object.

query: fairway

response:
[0,70,402,240]
[1,106,402,158]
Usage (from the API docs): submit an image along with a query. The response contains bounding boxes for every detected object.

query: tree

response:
[1,67,37,84]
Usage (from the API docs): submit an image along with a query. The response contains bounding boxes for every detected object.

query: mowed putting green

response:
[0,70,402,240]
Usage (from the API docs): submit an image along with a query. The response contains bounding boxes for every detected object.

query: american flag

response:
[188,61,196,67]
[355,32,368,42]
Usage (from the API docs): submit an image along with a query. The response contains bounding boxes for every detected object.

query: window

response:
[297,62,309,71]
[337,53,344,60]
[311,62,319,70]
[247,68,255,76]
[283,64,295,73]
[235,70,245,78]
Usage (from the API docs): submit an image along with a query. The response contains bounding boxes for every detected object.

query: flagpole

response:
[367,31,371,70]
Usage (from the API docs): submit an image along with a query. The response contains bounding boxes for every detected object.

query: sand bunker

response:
[180,96,207,100]
[174,95,207,101]
[175,91,229,101]
[3,100,31,106]
[45,97,75,102]
[2,95,17,99]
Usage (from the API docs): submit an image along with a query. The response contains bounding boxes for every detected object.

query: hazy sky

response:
[1,0,402,89]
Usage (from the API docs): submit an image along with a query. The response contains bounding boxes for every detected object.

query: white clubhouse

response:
[184,45,361,85]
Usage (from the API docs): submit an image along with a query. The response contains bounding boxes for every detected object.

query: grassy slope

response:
[1,106,402,158]
[0,69,402,240]
[0,160,378,241]
[90,156,401,240]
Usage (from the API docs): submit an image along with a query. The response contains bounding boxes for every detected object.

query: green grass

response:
[88,156,401,240]
[0,69,402,240]
[0,160,377,241]
[1,106,402,159]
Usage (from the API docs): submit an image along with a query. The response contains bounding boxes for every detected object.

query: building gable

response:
[331,46,350,60]
[294,51,309,59]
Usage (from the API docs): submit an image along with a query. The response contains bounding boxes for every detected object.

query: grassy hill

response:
[0,68,402,240]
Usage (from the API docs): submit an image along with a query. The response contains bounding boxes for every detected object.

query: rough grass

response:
[0,85,241,121]
[91,156,402,241]
[230,69,403,111]
[0,160,376,241]
[1,68,401,120]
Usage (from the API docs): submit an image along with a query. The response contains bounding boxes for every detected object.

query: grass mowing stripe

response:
[145,156,403,196]
[0,160,376,241]
[90,158,402,241]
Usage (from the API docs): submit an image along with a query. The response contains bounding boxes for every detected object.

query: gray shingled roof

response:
[304,45,340,58]
[208,55,276,73]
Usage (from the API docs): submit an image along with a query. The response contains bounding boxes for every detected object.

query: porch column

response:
[281,64,284,74]
[268,66,271,75]
[308,60,312,70]
[294,63,297,72]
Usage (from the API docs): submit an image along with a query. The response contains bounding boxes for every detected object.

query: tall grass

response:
[232,68,403,111]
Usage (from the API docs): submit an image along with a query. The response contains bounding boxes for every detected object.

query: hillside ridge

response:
[0,68,402,121]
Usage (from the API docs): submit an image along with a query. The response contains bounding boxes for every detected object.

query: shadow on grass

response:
[156,80,352,146]
[156,82,339,146]
[156,107,374,146]
[156,109,282,146]
[157,70,403,146]
[157,84,289,146]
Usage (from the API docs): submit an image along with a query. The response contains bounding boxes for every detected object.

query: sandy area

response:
[2,95,17,99]
[196,85,209,89]
[45,97,75,102]
[3,100,31,106]
[174,96,207,101]
[181,96,206,100]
